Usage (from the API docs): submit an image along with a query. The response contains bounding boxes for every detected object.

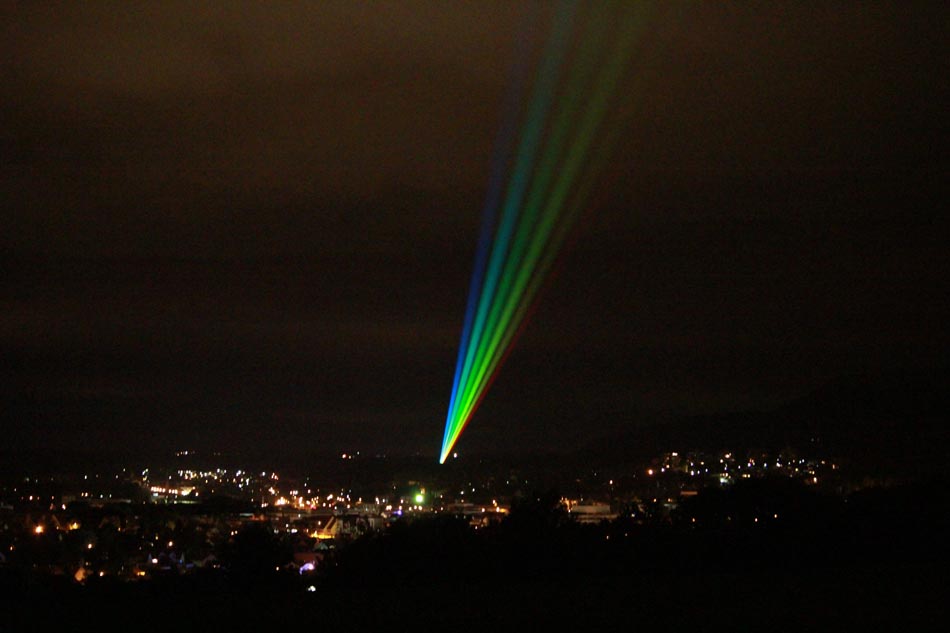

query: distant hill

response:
[575,369,950,478]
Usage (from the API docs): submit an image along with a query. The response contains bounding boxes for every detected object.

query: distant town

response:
[1,444,852,585]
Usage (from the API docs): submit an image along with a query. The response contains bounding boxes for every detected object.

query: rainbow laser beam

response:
[441,2,656,463]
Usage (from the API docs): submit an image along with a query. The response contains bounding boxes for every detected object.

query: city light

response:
[0,445,845,586]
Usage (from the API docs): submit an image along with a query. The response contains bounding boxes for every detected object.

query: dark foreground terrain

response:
[3,479,947,631]
[5,561,945,630]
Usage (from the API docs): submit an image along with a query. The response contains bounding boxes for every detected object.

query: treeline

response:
[324,477,948,589]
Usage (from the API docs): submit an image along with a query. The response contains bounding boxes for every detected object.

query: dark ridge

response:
[574,368,950,478]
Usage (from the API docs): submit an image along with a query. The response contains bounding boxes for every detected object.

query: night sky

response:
[3,2,948,460]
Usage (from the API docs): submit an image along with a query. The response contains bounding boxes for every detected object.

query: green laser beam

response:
[442,2,661,462]
[448,0,577,434]
[452,6,651,434]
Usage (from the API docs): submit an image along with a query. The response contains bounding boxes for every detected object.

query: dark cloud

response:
[2,1,947,459]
